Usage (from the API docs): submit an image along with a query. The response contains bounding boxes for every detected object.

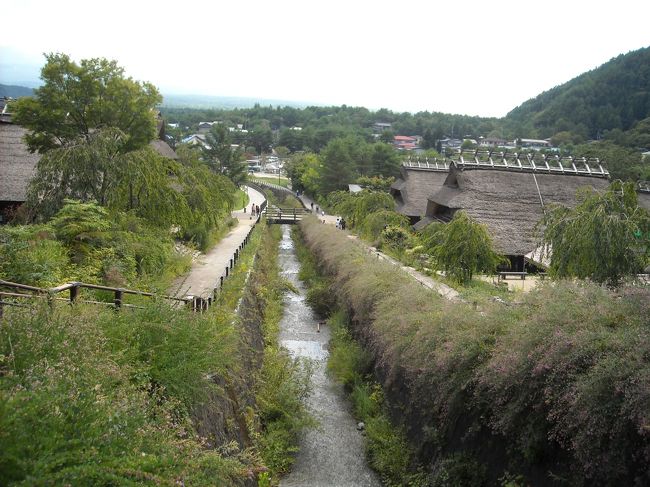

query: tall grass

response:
[0,303,245,485]
[299,216,650,486]
[0,223,311,485]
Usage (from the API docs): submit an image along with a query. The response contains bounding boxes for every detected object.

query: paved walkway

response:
[169,186,266,300]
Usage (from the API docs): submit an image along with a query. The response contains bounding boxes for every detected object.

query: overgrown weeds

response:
[0,223,311,486]
[298,216,650,486]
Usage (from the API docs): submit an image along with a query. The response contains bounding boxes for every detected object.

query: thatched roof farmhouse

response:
[390,161,449,223]
[392,151,612,269]
[0,117,39,222]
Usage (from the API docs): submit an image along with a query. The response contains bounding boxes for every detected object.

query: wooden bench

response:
[497,271,528,281]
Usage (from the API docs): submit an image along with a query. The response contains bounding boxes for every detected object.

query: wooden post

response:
[225,266,229,277]
[230,258,233,270]
[69,284,80,304]
[220,275,224,288]
[114,289,123,309]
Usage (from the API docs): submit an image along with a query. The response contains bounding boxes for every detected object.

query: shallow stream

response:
[277,226,380,487]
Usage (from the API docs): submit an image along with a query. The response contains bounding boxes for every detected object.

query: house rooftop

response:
[0,119,39,203]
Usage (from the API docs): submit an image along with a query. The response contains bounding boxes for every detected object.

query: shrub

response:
[362,210,410,241]
[0,225,69,286]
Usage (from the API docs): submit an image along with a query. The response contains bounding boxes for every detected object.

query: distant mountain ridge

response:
[161,93,312,110]
[505,46,650,140]
[0,84,34,98]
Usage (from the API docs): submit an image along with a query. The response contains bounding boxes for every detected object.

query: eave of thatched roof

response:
[427,166,610,256]
[0,122,39,203]
[149,139,178,160]
[391,166,447,218]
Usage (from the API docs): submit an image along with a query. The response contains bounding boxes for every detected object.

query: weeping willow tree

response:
[423,211,504,284]
[541,181,650,286]
[27,128,189,225]
[27,128,236,246]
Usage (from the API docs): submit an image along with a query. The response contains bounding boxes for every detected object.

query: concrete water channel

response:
[277,225,381,487]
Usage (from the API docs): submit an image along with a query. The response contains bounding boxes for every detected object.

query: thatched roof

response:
[149,139,178,160]
[390,166,447,218]
[0,121,39,203]
[426,164,610,255]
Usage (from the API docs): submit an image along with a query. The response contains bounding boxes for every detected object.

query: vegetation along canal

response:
[277,225,380,487]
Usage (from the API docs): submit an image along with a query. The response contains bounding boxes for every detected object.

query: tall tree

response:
[203,124,247,185]
[14,53,161,153]
[319,139,354,194]
[370,143,400,177]
[540,181,650,286]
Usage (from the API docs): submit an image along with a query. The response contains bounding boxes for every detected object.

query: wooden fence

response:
[0,215,262,317]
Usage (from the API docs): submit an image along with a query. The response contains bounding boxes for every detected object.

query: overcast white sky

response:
[1,0,649,117]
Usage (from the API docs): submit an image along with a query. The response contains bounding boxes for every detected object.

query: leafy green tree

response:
[203,124,247,185]
[379,130,394,144]
[355,175,395,192]
[247,126,273,154]
[285,152,322,194]
[319,139,354,194]
[574,141,649,182]
[14,53,161,153]
[427,211,503,284]
[370,143,400,177]
[540,181,650,286]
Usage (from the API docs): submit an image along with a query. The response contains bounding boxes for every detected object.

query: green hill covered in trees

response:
[505,46,650,140]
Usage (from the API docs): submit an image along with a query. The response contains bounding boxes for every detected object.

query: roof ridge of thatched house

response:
[391,151,612,269]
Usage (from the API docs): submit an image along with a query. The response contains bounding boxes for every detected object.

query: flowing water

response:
[278,226,381,487]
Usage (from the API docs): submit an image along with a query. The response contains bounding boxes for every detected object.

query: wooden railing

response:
[0,216,263,316]
[264,206,312,224]
[0,279,191,317]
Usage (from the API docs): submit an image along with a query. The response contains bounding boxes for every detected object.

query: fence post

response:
[230,258,233,270]
[225,266,229,277]
[220,275,224,288]
[69,283,80,304]
[114,289,123,309]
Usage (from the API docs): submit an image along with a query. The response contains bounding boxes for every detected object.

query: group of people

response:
[335,217,346,230]
[250,204,261,216]
[310,202,324,216]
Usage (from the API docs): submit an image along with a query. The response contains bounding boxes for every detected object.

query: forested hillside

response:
[0,84,33,98]
[505,46,650,140]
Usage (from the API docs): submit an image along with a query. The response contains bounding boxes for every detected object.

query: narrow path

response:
[169,186,266,299]
[278,226,380,487]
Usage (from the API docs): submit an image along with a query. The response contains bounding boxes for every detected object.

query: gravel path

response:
[169,186,266,299]
[278,226,380,487]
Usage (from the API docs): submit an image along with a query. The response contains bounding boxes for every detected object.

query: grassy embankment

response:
[0,224,311,486]
[251,176,291,189]
[296,216,650,487]
[233,188,251,210]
